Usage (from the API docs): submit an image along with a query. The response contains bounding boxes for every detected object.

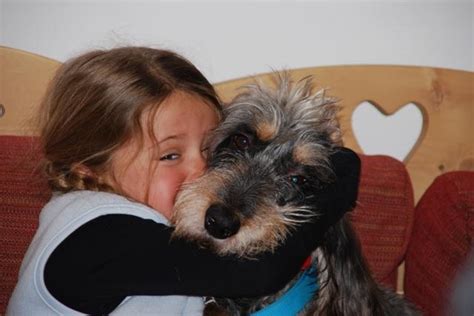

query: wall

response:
[1,0,472,160]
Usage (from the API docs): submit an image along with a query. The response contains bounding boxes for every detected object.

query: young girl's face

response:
[110,92,219,219]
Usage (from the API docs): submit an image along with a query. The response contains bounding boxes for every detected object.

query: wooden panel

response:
[0,46,61,136]
[215,66,474,202]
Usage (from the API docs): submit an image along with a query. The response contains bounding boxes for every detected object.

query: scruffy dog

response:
[171,74,418,315]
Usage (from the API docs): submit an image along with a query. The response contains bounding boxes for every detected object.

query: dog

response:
[171,73,418,315]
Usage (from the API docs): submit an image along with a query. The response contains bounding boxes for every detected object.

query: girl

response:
[7,47,359,315]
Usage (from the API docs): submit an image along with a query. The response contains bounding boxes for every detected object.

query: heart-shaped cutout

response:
[351,101,423,161]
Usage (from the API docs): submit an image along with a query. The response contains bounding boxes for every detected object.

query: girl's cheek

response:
[148,170,185,219]
[114,165,147,204]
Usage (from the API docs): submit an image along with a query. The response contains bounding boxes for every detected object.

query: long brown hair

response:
[39,46,221,192]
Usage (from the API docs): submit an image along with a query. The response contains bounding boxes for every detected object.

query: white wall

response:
[1,0,472,160]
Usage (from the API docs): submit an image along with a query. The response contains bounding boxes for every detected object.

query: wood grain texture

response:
[0,46,60,136]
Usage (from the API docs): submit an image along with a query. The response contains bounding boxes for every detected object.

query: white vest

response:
[7,191,204,316]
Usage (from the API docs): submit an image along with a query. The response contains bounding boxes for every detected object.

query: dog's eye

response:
[288,175,307,186]
[231,134,251,151]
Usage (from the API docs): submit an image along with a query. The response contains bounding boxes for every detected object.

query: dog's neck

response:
[217,254,318,315]
[250,258,318,315]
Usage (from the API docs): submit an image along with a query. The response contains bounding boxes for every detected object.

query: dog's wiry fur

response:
[171,73,418,315]
[173,74,339,256]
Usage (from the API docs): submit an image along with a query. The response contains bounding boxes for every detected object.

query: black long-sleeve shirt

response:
[44,214,314,314]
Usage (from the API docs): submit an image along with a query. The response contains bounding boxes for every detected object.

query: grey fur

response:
[171,73,419,315]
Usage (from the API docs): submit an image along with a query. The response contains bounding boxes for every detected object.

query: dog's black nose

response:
[205,204,240,239]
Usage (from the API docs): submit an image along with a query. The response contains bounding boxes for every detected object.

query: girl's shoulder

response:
[40,190,168,226]
[48,190,137,208]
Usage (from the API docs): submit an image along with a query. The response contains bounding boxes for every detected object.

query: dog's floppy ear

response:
[315,219,390,315]
[316,147,361,227]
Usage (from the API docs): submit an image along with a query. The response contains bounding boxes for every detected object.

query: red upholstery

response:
[0,136,51,313]
[404,171,474,316]
[350,155,415,288]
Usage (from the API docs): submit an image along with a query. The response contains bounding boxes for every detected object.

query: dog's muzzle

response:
[205,204,241,239]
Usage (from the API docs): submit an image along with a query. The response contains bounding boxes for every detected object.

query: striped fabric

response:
[351,155,415,288]
[405,171,474,316]
[0,136,51,314]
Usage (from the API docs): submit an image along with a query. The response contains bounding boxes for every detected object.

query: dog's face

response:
[171,74,341,256]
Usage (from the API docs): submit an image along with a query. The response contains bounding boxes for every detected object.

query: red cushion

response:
[350,154,415,289]
[0,136,51,314]
[404,171,474,316]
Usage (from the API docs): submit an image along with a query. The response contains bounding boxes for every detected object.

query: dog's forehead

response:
[225,95,330,138]
[213,75,341,166]
[224,95,319,139]
[225,78,338,137]
[292,142,328,166]
[219,110,329,167]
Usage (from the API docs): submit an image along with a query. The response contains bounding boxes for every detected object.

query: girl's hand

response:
[300,147,361,250]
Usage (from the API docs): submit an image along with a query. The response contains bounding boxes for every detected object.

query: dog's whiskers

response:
[282,207,318,225]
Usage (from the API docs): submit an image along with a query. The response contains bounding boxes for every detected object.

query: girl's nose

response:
[186,154,206,182]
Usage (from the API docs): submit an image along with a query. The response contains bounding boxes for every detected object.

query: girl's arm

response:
[45,214,314,314]
[44,147,360,314]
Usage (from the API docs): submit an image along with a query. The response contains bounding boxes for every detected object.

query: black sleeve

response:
[44,214,314,314]
[44,146,361,315]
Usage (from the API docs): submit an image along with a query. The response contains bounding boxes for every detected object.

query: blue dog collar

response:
[250,264,318,316]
